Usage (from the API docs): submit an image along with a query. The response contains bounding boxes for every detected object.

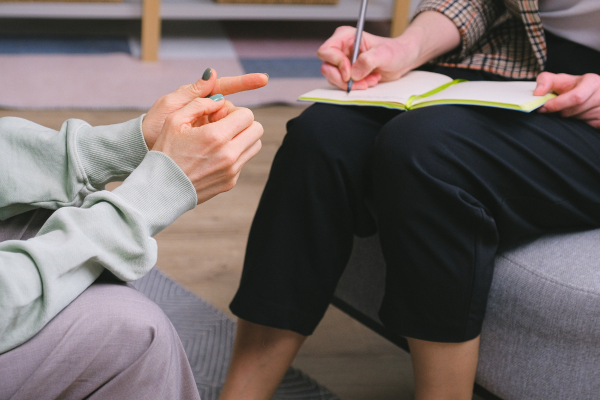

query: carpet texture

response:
[132,268,340,400]
[0,20,392,110]
[0,20,336,110]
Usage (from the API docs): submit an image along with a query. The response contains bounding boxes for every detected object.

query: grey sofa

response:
[332,231,600,400]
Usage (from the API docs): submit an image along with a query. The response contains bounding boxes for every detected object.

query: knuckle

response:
[571,92,586,104]
[191,96,207,106]
[224,178,237,192]
[209,130,227,146]
[360,53,377,69]
[537,71,552,79]
[584,73,600,85]
[252,121,264,136]
[155,95,170,108]
[164,113,179,127]
[189,81,202,93]
[221,151,237,167]
[237,107,255,123]
[317,46,328,58]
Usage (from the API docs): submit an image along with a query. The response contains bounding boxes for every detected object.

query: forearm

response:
[0,151,197,354]
[395,11,461,71]
[0,116,147,220]
[413,0,505,63]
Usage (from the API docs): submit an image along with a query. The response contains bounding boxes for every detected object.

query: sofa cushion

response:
[334,230,600,399]
[478,229,600,399]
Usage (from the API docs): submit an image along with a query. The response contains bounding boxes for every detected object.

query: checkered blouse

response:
[416,0,546,80]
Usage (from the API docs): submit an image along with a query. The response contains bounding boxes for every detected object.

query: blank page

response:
[299,71,453,105]
[413,81,545,110]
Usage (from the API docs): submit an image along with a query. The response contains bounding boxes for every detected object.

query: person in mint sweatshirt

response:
[0,68,268,400]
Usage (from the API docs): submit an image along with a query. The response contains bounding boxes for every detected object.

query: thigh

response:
[377,105,600,245]
[0,277,198,400]
[231,103,400,335]
[371,105,600,342]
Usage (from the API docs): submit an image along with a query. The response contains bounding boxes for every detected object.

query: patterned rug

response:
[0,20,389,110]
[132,268,339,400]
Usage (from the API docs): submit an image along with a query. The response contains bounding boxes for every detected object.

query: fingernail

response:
[262,73,269,79]
[210,94,224,101]
[202,68,212,81]
[539,106,547,113]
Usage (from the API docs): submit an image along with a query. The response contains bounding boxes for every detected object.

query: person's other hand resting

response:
[535,72,600,129]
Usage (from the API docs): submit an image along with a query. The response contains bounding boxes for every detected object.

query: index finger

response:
[210,73,269,96]
[543,83,595,113]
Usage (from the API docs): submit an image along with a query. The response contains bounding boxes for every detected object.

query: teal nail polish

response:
[210,94,224,101]
[202,68,212,81]
[262,73,269,79]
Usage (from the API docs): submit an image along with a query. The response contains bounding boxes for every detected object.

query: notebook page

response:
[413,81,545,109]
[299,71,453,105]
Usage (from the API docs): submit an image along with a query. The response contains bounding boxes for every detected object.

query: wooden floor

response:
[1,106,481,400]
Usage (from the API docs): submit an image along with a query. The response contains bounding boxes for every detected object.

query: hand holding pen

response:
[318,3,440,92]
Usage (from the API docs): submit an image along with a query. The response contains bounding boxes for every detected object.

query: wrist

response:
[76,116,148,189]
[392,31,424,72]
[395,10,461,69]
[141,114,154,150]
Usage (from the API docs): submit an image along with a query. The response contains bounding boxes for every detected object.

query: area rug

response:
[132,268,339,400]
[0,20,395,110]
[0,20,355,110]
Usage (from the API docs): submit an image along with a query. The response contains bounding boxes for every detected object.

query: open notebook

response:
[298,71,556,112]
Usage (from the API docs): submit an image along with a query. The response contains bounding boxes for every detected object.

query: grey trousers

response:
[0,209,201,400]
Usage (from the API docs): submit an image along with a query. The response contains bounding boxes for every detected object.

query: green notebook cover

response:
[298,71,556,112]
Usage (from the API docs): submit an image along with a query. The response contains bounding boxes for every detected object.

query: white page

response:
[299,71,454,105]
[413,81,541,107]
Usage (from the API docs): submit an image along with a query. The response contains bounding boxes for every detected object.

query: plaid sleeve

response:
[415,0,505,61]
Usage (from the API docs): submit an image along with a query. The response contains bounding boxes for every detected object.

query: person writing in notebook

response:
[0,70,266,399]
[218,1,600,399]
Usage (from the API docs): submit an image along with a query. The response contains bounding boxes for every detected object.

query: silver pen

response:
[347,0,369,93]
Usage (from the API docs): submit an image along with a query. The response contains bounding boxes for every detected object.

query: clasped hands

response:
[141,70,268,204]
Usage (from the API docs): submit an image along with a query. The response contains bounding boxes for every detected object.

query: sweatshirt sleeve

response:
[0,115,148,221]
[414,0,506,62]
[0,151,198,354]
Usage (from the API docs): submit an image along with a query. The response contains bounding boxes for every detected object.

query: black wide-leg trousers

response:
[230,98,600,342]
[231,38,600,342]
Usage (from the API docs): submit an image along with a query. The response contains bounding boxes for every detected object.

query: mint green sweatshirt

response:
[0,116,198,354]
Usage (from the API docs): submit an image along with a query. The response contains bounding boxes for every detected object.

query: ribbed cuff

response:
[77,116,148,189]
[112,151,197,236]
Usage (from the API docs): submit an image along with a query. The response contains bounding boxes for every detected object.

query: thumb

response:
[169,95,226,127]
[534,72,554,96]
[178,68,219,102]
[351,47,383,82]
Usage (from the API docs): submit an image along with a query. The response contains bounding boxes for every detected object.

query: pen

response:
[347,0,369,93]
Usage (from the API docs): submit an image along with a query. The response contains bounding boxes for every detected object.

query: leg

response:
[0,277,199,400]
[230,103,399,333]
[408,336,480,400]
[219,319,306,400]
[224,103,399,399]
[371,105,600,396]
